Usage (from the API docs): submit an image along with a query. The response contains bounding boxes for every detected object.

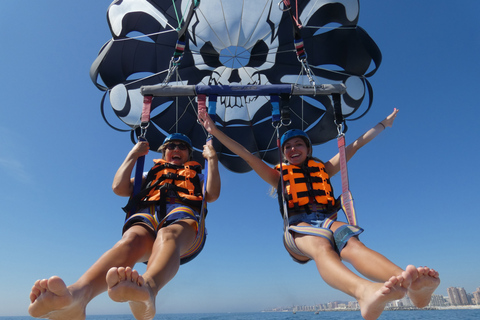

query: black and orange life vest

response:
[142,159,203,205]
[123,159,203,217]
[276,159,336,214]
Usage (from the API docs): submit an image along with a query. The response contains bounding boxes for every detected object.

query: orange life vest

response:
[276,159,336,212]
[142,159,203,207]
[123,159,203,216]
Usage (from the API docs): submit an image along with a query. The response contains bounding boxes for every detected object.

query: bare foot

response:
[358,275,407,320]
[405,265,440,308]
[107,266,156,320]
[28,276,85,320]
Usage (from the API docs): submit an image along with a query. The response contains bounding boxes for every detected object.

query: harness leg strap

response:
[284,225,334,257]
[333,224,364,253]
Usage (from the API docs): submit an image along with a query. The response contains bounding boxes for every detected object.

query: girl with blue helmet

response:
[29,133,220,320]
[199,108,439,320]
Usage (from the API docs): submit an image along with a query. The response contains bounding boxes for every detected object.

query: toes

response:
[117,267,126,281]
[130,269,143,286]
[131,269,138,282]
[39,279,48,291]
[47,276,68,295]
[125,267,132,280]
[106,267,121,288]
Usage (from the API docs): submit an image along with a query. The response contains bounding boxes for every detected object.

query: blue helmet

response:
[162,133,192,149]
[280,129,311,149]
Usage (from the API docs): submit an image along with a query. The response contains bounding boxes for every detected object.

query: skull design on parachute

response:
[91,0,381,173]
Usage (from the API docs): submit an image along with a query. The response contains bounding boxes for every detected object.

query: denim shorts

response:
[288,211,332,228]
[285,210,363,264]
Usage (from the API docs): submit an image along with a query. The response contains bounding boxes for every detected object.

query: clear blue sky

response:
[1,0,479,317]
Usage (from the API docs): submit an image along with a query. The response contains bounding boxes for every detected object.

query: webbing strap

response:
[281,0,305,58]
[175,0,199,64]
[207,95,217,121]
[275,127,290,230]
[132,138,146,199]
[322,211,338,229]
[271,95,281,124]
[140,95,152,125]
[331,94,358,226]
[285,225,335,257]
[129,95,152,217]
[338,134,358,226]
[195,93,212,251]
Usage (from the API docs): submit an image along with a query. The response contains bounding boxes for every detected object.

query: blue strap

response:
[271,95,280,124]
[132,137,146,198]
[208,95,217,121]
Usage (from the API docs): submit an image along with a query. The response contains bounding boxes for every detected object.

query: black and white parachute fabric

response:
[90,0,381,173]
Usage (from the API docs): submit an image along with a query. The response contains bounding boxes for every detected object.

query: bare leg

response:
[293,230,406,320]
[108,220,196,320]
[331,222,405,284]
[336,224,440,306]
[340,236,405,283]
[403,265,440,308]
[28,226,154,320]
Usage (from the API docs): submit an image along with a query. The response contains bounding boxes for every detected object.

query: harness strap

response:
[271,95,281,125]
[331,93,358,226]
[184,93,214,258]
[284,225,334,257]
[281,0,305,60]
[164,0,200,83]
[127,95,153,218]
[338,135,357,226]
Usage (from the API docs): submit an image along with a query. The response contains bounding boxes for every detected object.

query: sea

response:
[1,310,480,320]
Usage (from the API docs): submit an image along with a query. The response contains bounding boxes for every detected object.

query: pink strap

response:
[141,95,153,124]
[197,94,207,114]
[337,134,358,226]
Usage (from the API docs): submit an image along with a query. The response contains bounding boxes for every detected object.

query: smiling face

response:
[162,141,191,165]
[283,137,310,166]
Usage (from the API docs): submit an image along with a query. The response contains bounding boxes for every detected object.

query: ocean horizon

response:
[2,309,480,320]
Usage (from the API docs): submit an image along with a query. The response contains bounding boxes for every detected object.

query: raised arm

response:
[198,109,280,188]
[324,108,399,177]
[112,141,150,197]
[202,143,221,202]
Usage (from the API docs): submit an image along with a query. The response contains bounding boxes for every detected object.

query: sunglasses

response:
[165,142,189,150]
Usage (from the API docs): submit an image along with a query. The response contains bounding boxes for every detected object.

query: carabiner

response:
[278,0,290,12]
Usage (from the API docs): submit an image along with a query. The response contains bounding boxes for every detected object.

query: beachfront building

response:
[473,288,480,305]
[447,287,469,306]
[429,294,448,307]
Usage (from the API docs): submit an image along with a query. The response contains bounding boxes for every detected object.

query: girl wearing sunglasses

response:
[29,133,220,320]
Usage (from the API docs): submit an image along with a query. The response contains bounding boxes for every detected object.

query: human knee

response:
[117,229,152,251]
[339,236,366,258]
[344,236,364,249]
[306,237,337,258]
[157,227,181,244]
[157,220,197,243]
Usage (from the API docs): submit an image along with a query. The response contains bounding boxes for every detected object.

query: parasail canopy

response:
[90,0,381,173]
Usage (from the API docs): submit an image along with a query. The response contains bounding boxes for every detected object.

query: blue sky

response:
[1,0,479,317]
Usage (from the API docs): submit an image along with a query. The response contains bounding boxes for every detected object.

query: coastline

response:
[263,305,480,313]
